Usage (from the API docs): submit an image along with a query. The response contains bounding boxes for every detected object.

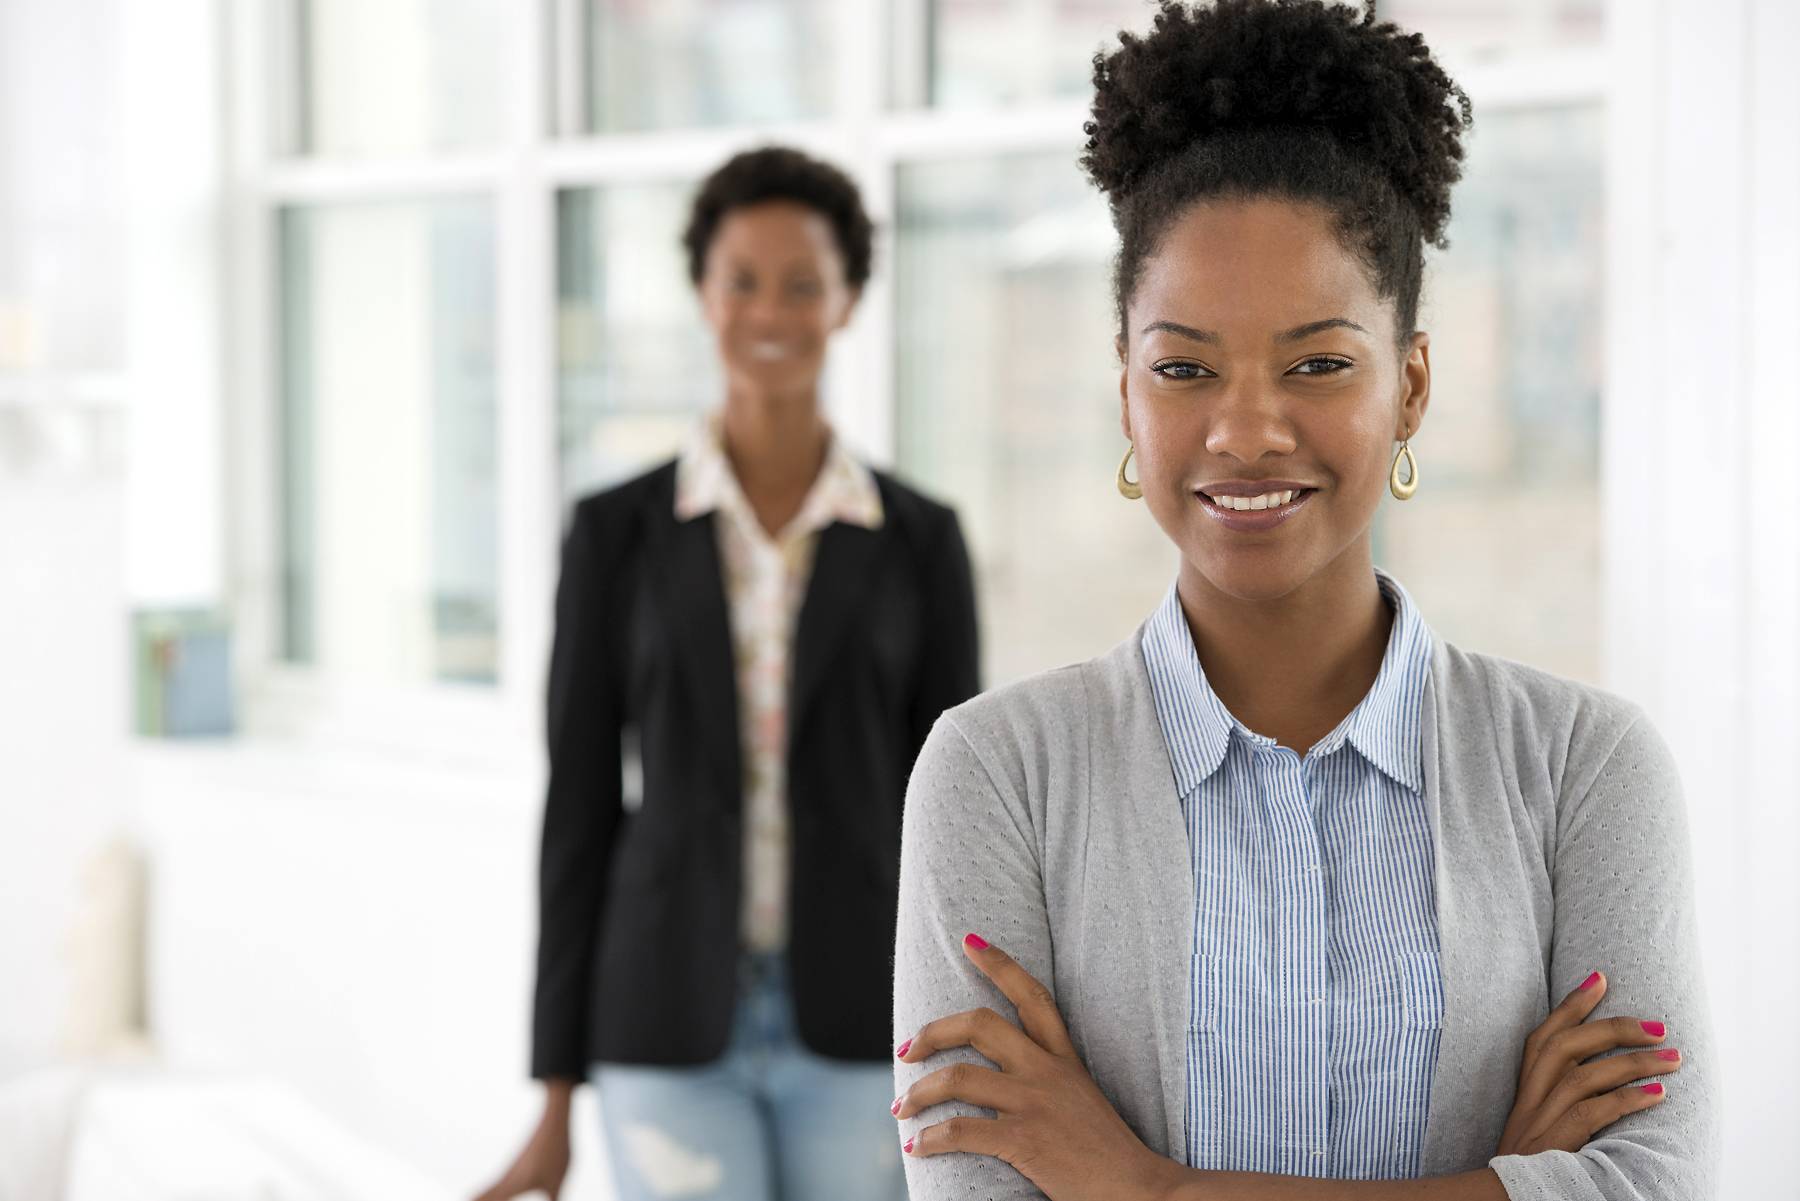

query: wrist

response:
[542,1078,576,1117]
[1132,1144,1194,1201]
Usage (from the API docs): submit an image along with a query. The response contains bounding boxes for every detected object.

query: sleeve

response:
[893,713,1051,1201]
[529,502,626,1081]
[1487,712,1722,1200]
[907,507,982,768]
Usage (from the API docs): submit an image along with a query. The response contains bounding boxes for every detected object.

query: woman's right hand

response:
[472,1080,574,1201]
[1494,970,1683,1156]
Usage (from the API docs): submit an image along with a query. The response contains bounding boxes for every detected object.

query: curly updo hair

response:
[683,146,875,290]
[1082,0,1472,352]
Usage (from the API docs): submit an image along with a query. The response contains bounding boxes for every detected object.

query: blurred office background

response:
[0,0,1794,1197]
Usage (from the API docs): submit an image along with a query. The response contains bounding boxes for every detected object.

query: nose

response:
[744,284,786,326]
[1203,381,1299,463]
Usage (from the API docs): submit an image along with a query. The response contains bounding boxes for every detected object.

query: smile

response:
[1197,488,1316,530]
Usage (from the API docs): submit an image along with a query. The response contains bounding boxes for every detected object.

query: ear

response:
[832,284,863,332]
[1398,330,1431,439]
[1116,335,1132,442]
[695,274,723,330]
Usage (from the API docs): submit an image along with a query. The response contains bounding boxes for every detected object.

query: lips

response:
[1195,486,1317,531]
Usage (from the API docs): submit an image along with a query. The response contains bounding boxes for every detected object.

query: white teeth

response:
[749,341,790,361]
[1214,489,1298,512]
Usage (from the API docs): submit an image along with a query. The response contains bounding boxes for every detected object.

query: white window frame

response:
[219,0,1609,763]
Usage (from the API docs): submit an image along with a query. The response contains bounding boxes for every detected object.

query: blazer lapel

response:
[648,504,741,811]
[789,520,884,744]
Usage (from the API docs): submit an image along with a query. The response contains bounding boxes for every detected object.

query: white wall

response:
[0,478,130,1076]
[135,744,613,1196]
[1604,0,1800,1194]
[0,0,132,1078]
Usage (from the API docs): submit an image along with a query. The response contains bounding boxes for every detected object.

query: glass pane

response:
[895,152,1174,687]
[1375,102,1604,683]
[906,0,1154,109]
[1379,0,1603,56]
[278,199,498,685]
[574,0,833,133]
[292,0,501,157]
[557,182,716,507]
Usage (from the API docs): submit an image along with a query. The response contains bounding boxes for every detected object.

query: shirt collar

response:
[674,409,884,534]
[1141,567,1432,798]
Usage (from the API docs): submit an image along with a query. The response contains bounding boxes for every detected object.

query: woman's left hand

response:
[894,933,1178,1201]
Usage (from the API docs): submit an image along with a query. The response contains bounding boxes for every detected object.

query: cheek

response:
[1128,398,1202,481]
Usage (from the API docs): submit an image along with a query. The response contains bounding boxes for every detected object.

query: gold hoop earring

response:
[1390,440,1419,501]
[1117,444,1143,500]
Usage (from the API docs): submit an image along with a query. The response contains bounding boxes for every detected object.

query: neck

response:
[1175,542,1392,754]
[718,384,830,509]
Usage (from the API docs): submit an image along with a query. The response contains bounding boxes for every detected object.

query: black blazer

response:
[530,458,981,1078]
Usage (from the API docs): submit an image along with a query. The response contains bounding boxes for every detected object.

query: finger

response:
[1518,1013,1671,1118]
[962,933,1076,1056]
[899,1005,1040,1072]
[1528,1077,1670,1154]
[894,1060,1020,1120]
[1533,1046,1683,1134]
[905,1112,1014,1161]
[1519,970,1607,1086]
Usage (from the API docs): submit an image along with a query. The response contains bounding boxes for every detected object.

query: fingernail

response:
[1641,1082,1664,1096]
[1657,1049,1681,1061]
[903,1137,915,1154]
[896,1038,912,1058]
[1579,971,1601,990]
[1641,1020,1666,1037]
[965,932,989,951]
[891,1095,903,1115]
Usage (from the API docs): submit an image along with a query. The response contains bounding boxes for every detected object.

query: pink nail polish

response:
[1641,1020,1666,1037]
[896,1038,912,1059]
[1656,1049,1681,1061]
[903,1137,915,1154]
[1641,1082,1664,1096]
[891,1096,904,1115]
[1579,971,1601,990]
[965,932,989,951]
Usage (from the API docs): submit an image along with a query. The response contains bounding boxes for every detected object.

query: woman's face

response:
[697,200,858,402]
[1119,196,1431,603]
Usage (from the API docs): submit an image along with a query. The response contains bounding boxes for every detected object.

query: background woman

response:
[890,3,1717,1199]
[479,145,980,1201]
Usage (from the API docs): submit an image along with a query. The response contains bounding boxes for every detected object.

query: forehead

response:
[1130,197,1382,335]
[709,201,839,265]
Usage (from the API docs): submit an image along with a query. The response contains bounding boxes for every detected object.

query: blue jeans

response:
[590,951,905,1201]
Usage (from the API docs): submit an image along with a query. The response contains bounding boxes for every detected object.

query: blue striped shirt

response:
[1140,568,1444,1179]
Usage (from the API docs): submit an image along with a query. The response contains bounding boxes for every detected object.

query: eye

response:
[786,278,823,299]
[1292,356,1352,375]
[1150,360,1212,381]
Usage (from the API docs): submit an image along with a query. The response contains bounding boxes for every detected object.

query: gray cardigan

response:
[893,625,1718,1200]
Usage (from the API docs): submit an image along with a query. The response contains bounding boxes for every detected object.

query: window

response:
[277,199,499,686]
[558,0,836,134]
[894,151,1172,684]
[235,0,1608,723]
[286,0,503,157]
[892,0,1153,109]
[1379,0,1603,56]
[1374,103,1604,681]
[556,181,714,505]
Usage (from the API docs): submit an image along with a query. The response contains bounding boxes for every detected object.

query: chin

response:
[730,360,819,396]
[1187,545,1317,604]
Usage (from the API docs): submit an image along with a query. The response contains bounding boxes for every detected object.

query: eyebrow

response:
[1139,317,1371,345]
